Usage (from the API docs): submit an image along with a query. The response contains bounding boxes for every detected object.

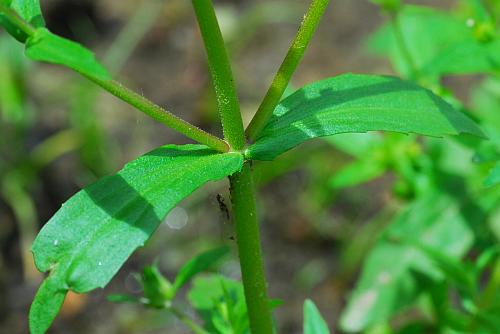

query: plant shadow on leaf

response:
[29,144,244,334]
[249,74,484,160]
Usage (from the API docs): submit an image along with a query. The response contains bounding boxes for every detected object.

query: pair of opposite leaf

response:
[0,1,486,333]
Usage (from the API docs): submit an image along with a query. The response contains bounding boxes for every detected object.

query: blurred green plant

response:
[333,0,500,333]
[0,0,492,333]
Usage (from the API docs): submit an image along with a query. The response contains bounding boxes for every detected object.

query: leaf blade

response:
[25,28,110,80]
[29,144,243,333]
[247,74,484,160]
[303,299,330,334]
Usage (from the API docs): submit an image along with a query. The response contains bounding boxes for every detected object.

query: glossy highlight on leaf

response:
[247,74,484,160]
[29,144,243,334]
[25,28,110,80]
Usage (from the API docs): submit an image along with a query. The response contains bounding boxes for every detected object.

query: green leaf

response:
[25,28,110,80]
[173,246,230,292]
[340,193,474,332]
[485,162,500,187]
[367,6,468,78]
[188,275,248,334]
[142,264,174,308]
[29,144,243,334]
[247,74,484,160]
[422,39,500,76]
[10,0,44,27]
[303,299,330,334]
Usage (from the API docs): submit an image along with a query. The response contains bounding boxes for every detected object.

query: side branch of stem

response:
[246,0,330,140]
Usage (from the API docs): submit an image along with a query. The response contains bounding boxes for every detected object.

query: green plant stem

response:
[191,0,245,151]
[82,74,229,152]
[0,4,229,153]
[192,2,274,333]
[245,0,330,141]
[390,12,419,80]
[0,4,36,36]
[229,163,274,334]
[169,306,210,334]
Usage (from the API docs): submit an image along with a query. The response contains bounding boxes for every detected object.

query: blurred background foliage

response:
[0,0,499,333]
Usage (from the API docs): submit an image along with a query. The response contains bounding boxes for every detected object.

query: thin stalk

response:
[245,0,330,141]
[192,0,245,150]
[82,75,229,152]
[229,163,274,334]
[0,5,229,153]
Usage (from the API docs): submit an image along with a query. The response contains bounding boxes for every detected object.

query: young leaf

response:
[485,162,500,187]
[25,28,110,80]
[142,264,174,308]
[29,144,243,334]
[10,0,44,27]
[303,299,330,334]
[247,74,484,160]
[173,246,230,292]
[188,275,248,334]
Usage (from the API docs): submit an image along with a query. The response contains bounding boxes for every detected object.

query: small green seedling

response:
[0,0,487,333]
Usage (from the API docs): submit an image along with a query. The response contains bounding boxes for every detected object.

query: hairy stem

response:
[192,2,274,333]
[192,0,246,150]
[0,4,229,153]
[83,75,229,153]
[245,0,330,140]
[229,163,274,334]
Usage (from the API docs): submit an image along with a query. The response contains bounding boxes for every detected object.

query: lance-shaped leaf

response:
[29,144,243,334]
[26,28,110,80]
[304,299,330,334]
[247,74,484,160]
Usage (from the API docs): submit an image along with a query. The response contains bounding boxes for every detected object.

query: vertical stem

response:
[229,163,274,334]
[192,2,274,333]
[245,0,330,141]
[192,0,245,150]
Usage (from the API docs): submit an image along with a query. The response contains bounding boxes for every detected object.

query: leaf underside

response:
[247,73,484,160]
[29,144,243,334]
